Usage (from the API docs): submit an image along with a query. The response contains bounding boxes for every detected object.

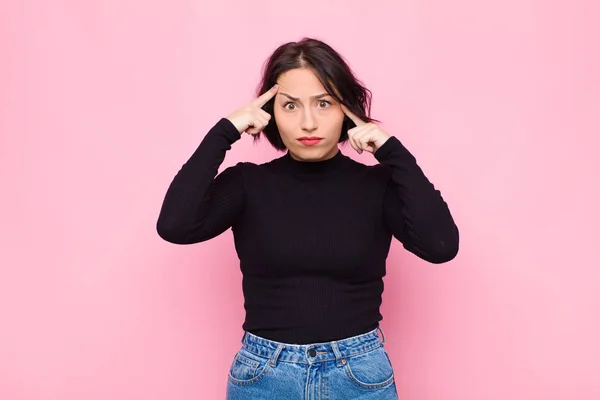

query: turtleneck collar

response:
[280,148,347,174]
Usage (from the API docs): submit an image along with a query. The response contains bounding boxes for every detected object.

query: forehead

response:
[276,68,327,95]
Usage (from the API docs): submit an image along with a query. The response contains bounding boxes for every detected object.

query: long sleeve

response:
[375,136,459,264]
[156,118,245,245]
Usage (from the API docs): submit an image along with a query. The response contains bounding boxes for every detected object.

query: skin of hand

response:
[226,84,279,135]
[341,104,391,155]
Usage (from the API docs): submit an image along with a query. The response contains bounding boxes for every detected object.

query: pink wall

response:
[1,0,599,399]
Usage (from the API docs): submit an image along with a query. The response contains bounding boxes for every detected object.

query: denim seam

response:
[227,362,272,386]
[240,342,383,364]
[344,364,395,390]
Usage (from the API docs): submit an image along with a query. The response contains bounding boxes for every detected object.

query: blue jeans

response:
[226,326,398,399]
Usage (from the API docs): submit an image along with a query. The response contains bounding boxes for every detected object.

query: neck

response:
[281,147,346,174]
[288,147,339,162]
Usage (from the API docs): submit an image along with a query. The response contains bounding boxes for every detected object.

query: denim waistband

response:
[239,326,386,367]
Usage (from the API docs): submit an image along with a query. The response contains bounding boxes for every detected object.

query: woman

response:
[156,37,459,399]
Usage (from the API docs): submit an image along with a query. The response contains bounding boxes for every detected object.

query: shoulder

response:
[219,159,277,178]
[222,151,392,179]
[227,154,287,175]
[344,153,393,179]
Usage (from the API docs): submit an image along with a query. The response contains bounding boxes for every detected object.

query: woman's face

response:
[273,68,344,161]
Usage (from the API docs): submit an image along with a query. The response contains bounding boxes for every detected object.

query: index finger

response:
[253,84,279,107]
[340,104,366,126]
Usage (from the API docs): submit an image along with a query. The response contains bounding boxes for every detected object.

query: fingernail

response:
[272,84,278,89]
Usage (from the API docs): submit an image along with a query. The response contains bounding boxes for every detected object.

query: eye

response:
[283,102,296,111]
[317,100,331,108]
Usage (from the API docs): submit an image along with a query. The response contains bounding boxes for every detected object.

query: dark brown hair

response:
[254,37,378,150]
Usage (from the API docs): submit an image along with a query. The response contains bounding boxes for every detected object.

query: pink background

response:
[1,0,599,399]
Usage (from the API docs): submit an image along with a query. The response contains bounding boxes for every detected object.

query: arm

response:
[156,118,244,245]
[376,136,459,264]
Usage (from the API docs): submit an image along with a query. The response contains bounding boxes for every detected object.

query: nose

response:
[300,109,317,132]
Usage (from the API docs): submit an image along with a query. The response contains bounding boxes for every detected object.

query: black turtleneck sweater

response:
[156,118,459,344]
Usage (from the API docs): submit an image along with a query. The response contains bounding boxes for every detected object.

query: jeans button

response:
[308,348,317,357]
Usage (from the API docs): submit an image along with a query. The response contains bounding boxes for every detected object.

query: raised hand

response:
[341,104,391,154]
[226,85,279,135]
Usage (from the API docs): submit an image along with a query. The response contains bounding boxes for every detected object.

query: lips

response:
[298,137,323,146]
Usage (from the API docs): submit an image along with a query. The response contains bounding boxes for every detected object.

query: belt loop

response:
[377,326,386,345]
[330,341,346,368]
[269,344,285,367]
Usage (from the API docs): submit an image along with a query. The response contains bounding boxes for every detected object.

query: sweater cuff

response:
[212,117,243,144]
[373,135,411,163]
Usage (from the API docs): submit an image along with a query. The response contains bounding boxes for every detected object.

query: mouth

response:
[297,137,323,146]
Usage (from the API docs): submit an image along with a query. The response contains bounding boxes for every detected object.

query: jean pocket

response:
[227,348,271,386]
[344,345,395,389]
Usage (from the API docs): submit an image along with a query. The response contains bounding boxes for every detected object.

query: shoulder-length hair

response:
[254,37,378,150]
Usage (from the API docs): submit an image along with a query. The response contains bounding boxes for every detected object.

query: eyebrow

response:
[279,92,331,101]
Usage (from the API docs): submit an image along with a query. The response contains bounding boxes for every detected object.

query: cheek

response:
[273,109,294,138]
[322,110,345,129]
